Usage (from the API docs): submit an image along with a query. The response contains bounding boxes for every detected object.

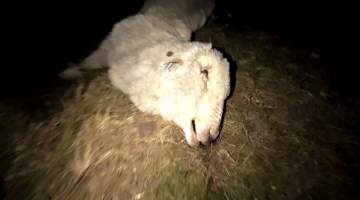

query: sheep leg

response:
[58,38,111,79]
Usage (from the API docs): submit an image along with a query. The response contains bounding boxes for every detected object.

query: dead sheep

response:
[60,0,230,146]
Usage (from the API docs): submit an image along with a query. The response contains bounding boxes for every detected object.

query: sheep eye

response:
[166,51,174,57]
[162,58,183,71]
[201,69,208,79]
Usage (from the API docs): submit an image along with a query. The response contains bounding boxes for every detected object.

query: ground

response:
[1,21,359,200]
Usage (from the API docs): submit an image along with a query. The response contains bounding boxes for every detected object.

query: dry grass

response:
[1,22,359,200]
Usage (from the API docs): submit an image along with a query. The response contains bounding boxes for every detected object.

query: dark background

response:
[3,1,358,97]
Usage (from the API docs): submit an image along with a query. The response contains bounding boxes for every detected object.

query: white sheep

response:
[60,0,230,146]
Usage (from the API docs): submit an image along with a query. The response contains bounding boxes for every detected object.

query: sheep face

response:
[160,43,230,146]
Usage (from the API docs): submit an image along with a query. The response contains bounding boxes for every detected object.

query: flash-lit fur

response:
[59,0,230,146]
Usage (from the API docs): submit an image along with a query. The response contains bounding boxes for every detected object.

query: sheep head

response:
[159,42,230,146]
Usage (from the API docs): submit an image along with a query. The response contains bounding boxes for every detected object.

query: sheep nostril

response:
[191,119,196,134]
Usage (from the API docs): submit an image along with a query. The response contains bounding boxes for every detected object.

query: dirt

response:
[0,21,359,200]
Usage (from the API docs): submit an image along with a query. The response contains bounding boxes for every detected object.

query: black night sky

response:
[3,1,358,96]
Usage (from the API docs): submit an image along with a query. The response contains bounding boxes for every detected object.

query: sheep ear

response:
[161,58,183,71]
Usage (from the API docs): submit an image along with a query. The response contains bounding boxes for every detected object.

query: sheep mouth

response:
[191,119,212,146]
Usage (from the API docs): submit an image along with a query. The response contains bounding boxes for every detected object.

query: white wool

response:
[60,0,230,146]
